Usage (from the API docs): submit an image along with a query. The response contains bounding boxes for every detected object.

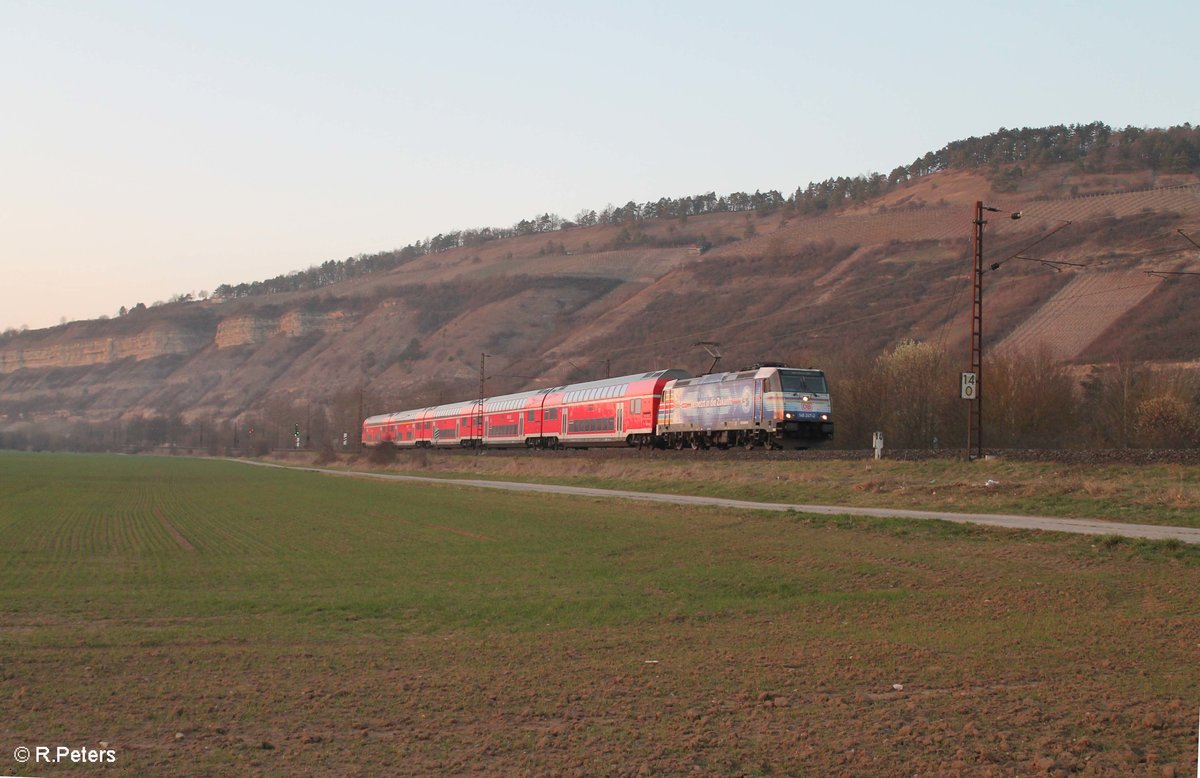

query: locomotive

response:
[361,363,833,451]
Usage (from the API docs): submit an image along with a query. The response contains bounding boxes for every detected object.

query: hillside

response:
[2,126,1199,449]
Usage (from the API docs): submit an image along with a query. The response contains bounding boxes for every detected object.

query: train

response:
[361,363,833,451]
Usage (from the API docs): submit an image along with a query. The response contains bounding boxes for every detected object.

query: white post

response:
[872,431,884,460]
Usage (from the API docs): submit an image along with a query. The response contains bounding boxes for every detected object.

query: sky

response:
[2,0,1196,331]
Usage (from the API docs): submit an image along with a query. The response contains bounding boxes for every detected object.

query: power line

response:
[575,257,975,360]
[422,211,1198,386]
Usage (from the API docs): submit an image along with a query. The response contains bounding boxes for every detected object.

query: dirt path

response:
[235,460,1200,545]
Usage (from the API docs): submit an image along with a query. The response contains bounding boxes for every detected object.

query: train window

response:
[546,408,558,420]
[780,372,828,395]
[633,398,642,414]
[527,411,535,422]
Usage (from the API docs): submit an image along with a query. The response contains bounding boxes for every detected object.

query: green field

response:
[1,452,1198,775]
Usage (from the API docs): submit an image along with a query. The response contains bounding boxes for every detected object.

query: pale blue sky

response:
[2,0,1195,330]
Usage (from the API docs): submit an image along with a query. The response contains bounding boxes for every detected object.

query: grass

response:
[336,448,1200,527]
[1,451,1199,775]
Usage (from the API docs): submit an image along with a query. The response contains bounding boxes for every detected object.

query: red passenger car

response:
[362,369,689,449]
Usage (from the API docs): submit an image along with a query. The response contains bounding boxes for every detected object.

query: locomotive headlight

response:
[785,412,794,419]
[820,414,829,421]
[801,395,811,402]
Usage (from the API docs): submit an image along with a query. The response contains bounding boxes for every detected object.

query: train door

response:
[754,380,764,425]
[616,404,624,434]
[561,407,568,437]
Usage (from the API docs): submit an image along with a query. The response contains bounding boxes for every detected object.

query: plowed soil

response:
[2,453,1198,776]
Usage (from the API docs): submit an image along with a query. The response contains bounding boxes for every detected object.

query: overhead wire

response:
[574,253,974,363]
[450,205,1200,384]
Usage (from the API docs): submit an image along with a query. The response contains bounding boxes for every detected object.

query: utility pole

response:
[357,385,364,453]
[968,201,985,461]
[967,201,1023,460]
[477,352,490,450]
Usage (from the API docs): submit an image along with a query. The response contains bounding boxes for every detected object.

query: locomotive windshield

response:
[779,371,827,395]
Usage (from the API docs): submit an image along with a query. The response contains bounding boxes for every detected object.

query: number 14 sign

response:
[961,372,978,400]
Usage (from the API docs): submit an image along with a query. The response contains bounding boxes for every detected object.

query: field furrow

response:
[0,452,1197,777]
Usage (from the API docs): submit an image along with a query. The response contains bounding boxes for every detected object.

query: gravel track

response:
[366,444,1200,466]
[238,457,1200,545]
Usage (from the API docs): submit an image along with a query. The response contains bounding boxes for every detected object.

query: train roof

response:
[668,364,825,388]
[364,368,692,426]
[547,368,690,394]
[363,407,432,425]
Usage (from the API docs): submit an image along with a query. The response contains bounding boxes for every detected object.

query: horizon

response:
[3,1,1197,331]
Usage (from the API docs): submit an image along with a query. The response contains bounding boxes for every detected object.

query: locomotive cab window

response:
[779,372,827,395]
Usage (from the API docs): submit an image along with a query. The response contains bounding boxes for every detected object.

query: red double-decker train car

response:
[362,369,689,449]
